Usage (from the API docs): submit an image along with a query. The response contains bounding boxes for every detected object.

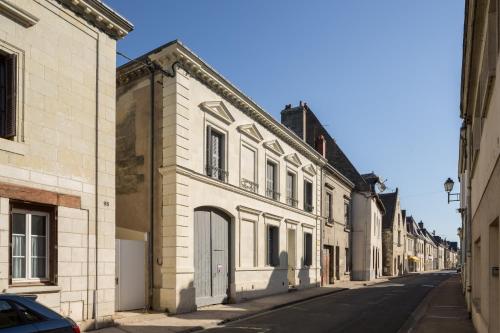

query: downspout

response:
[94,36,100,329]
[148,67,155,310]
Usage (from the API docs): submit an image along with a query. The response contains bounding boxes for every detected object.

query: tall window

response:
[11,209,50,282]
[0,52,16,139]
[345,248,350,272]
[240,145,257,192]
[266,161,279,200]
[344,200,351,228]
[206,126,226,181]
[304,180,313,212]
[267,225,280,267]
[325,192,333,222]
[304,232,312,266]
[286,172,297,207]
[398,231,401,246]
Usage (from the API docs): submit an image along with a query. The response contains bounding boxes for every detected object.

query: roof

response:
[379,189,398,229]
[281,105,369,191]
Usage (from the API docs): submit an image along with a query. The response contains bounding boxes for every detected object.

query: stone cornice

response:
[161,165,320,220]
[118,41,328,166]
[57,0,133,39]
[0,0,39,27]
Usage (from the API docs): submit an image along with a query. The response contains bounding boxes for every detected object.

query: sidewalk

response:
[94,276,396,333]
[404,274,475,333]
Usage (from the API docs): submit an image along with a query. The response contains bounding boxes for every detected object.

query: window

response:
[267,225,279,266]
[266,160,279,200]
[206,126,227,181]
[304,180,313,212]
[326,192,333,222]
[11,210,50,282]
[304,232,312,266]
[398,231,401,246]
[240,145,258,192]
[286,172,297,207]
[0,52,16,139]
[344,200,351,228]
[345,248,350,272]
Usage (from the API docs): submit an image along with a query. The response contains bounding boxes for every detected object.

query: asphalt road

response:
[203,272,454,333]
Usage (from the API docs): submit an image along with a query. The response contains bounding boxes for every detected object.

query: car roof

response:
[0,294,63,320]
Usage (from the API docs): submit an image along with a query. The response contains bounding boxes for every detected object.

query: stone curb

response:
[216,288,349,326]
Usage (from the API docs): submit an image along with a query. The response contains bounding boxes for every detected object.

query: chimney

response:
[418,221,424,229]
[433,230,436,236]
[299,100,303,107]
[315,135,326,158]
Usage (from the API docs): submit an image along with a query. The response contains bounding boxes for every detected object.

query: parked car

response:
[457,264,462,273]
[0,294,80,332]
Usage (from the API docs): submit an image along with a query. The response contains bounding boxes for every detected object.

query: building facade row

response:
[0,1,459,327]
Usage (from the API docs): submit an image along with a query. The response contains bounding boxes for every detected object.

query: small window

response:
[206,126,227,181]
[344,200,351,227]
[266,161,279,200]
[304,180,313,212]
[286,172,297,207]
[267,225,280,267]
[0,52,17,139]
[304,232,312,266]
[0,300,22,329]
[10,204,56,285]
[326,192,333,222]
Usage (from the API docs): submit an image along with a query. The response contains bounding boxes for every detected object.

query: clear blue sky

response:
[108,0,465,242]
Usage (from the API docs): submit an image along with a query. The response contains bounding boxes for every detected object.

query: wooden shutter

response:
[4,54,16,138]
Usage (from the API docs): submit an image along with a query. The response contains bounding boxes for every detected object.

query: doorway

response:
[115,239,146,311]
[288,228,296,287]
[194,208,230,307]
[489,219,499,332]
[335,246,340,280]
[322,246,334,285]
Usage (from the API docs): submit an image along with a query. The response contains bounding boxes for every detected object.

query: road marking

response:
[421,284,435,287]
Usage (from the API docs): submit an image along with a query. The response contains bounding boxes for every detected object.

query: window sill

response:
[0,138,27,155]
[5,284,61,294]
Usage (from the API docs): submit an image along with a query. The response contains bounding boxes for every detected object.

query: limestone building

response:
[380,189,405,276]
[351,173,385,281]
[116,41,325,314]
[0,0,132,327]
[406,216,424,272]
[459,1,500,331]
[280,103,356,284]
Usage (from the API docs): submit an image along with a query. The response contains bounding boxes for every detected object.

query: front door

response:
[115,239,146,311]
[194,208,229,307]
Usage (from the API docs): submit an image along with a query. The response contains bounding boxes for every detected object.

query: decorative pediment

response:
[285,153,302,167]
[263,140,285,156]
[237,124,263,143]
[199,101,234,124]
[302,164,316,176]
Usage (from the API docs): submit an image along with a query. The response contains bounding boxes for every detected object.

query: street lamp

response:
[444,177,460,203]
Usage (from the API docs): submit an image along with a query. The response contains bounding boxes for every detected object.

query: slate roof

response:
[379,190,398,229]
[281,105,369,191]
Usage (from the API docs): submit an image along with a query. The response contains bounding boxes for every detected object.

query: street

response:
[204,273,453,333]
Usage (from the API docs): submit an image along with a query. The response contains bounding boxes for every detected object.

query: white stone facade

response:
[351,192,384,281]
[116,41,326,314]
[0,0,131,327]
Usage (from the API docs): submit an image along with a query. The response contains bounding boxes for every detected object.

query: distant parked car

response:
[0,294,80,332]
[457,264,462,273]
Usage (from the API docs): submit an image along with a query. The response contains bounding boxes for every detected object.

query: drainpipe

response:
[93,36,100,330]
[148,66,155,310]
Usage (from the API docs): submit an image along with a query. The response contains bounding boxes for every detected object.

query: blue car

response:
[0,294,80,332]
